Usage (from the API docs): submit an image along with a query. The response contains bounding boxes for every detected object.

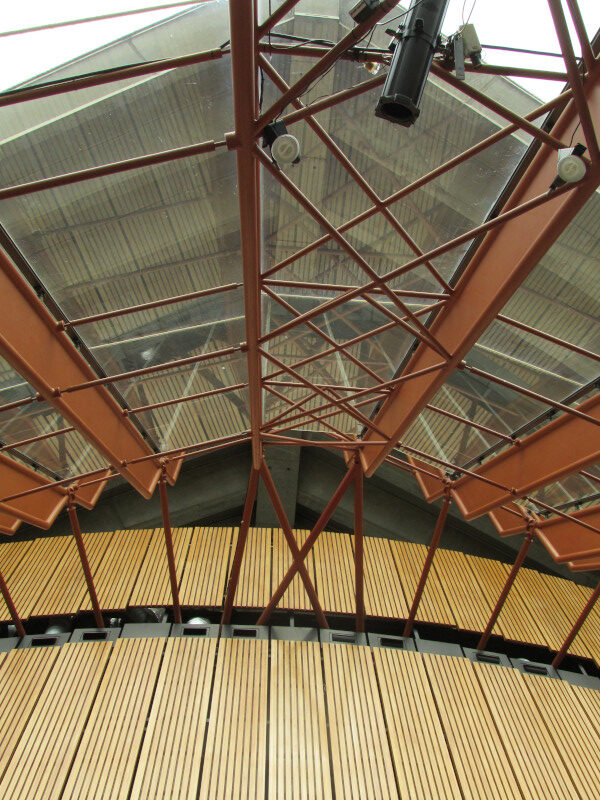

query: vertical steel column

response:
[67,493,104,628]
[476,527,535,651]
[221,466,260,625]
[552,580,600,668]
[229,0,263,469]
[158,466,182,625]
[0,569,25,638]
[354,458,365,633]
[403,491,451,637]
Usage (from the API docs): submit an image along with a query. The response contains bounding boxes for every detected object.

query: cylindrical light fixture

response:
[375,0,450,127]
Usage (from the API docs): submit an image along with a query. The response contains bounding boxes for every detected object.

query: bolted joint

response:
[56,320,67,331]
[442,481,453,499]
[51,387,62,397]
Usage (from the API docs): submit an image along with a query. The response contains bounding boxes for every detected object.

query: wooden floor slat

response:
[269,640,332,800]
[180,526,233,607]
[509,567,577,652]
[0,527,597,668]
[29,532,113,618]
[234,527,272,609]
[573,584,600,666]
[129,527,192,607]
[373,648,461,800]
[473,661,580,800]
[130,637,217,800]
[323,642,398,800]
[62,637,165,800]
[198,638,268,800]
[434,548,497,632]
[0,541,33,622]
[424,652,522,800]
[81,529,152,612]
[0,640,111,800]
[314,531,355,615]
[0,647,59,780]
[363,537,408,619]
[7,537,71,620]
[390,541,456,627]
[523,673,600,799]
[463,554,548,646]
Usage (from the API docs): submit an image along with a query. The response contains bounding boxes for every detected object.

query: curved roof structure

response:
[0,0,598,657]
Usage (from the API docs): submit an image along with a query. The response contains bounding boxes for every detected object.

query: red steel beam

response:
[257,147,451,358]
[565,0,595,73]
[477,528,536,651]
[552,580,600,668]
[221,466,260,625]
[567,557,600,572]
[403,492,451,637]
[158,467,182,624]
[0,512,21,536]
[535,505,600,563]
[257,0,300,37]
[257,464,357,626]
[361,68,600,476]
[266,91,570,282]
[258,458,328,628]
[0,569,25,638]
[0,47,225,109]
[0,431,251,508]
[354,458,365,633]
[255,1,399,131]
[65,282,240,328]
[67,495,104,629]
[450,394,600,520]
[548,0,600,162]
[430,62,568,151]
[0,452,68,528]
[0,139,224,202]
[0,248,176,497]
[260,55,452,293]
[229,0,262,469]
[497,313,600,363]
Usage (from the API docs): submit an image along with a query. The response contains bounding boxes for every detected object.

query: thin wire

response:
[480,43,566,59]
[377,0,429,28]
[465,0,478,26]
[569,120,582,147]
[0,1,205,38]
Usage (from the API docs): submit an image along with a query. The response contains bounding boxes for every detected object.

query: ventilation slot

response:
[183,627,208,637]
[475,652,501,664]
[82,631,108,641]
[233,628,257,638]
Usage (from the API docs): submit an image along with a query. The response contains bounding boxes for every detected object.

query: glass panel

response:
[118,350,249,450]
[1,1,231,93]
[0,357,108,479]
[403,366,545,468]
[529,464,600,513]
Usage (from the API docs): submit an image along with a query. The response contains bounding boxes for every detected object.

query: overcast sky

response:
[0,1,597,99]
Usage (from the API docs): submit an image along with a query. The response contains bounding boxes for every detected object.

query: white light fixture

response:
[271,133,301,165]
[550,143,587,190]
[557,148,587,184]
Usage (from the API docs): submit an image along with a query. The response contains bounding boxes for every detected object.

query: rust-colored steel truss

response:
[0,0,598,651]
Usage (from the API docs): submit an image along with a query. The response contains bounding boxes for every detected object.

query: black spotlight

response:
[375,0,450,127]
